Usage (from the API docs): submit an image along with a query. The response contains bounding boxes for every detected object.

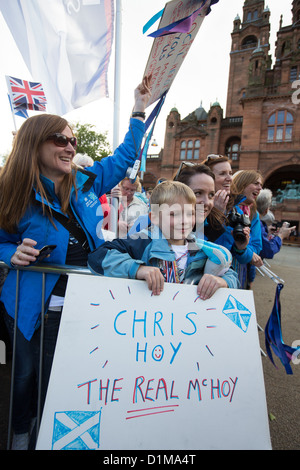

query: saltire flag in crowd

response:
[0,0,114,116]
[6,76,47,112]
[265,283,300,375]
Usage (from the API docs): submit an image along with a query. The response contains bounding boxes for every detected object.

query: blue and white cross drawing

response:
[222,295,252,333]
[52,410,101,450]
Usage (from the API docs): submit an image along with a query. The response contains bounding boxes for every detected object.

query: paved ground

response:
[0,245,299,451]
[252,245,300,450]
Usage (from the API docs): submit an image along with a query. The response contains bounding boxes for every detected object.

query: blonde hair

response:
[232,169,263,192]
[232,169,263,219]
[150,180,196,207]
[120,176,141,192]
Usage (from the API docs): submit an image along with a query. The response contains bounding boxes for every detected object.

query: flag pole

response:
[11,109,18,133]
[6,89,18,132]
[113,0,122,151]
[110,0,122,236]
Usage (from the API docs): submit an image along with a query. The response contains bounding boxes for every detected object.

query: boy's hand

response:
[136,265,164,295]
[197,274,228,300]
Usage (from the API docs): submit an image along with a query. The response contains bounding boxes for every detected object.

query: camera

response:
[227,208,251,244]
[126,160,140,183]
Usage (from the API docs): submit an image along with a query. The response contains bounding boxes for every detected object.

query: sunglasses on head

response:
[173,161,195,181]
[46,133,77,149]
[205,154,223,162]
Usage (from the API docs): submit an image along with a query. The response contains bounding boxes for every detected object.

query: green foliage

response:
[72,122,112,162]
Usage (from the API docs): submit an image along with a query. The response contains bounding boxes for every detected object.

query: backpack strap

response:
[51,210,90,252]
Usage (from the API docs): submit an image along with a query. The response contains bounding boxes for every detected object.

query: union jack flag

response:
[6,76,47,112]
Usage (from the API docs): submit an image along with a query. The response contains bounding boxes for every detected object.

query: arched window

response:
[225,138,241,161]
[242,35,257,49]
[267,111,293,142]
[180,139,201,160]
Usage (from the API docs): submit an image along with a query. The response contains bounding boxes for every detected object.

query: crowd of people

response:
[0,75,296,450]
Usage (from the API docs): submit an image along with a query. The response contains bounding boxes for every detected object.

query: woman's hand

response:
[110,186,122,198]
[234,226,250,250]
[251,252,263,267]
[10,238,40,266]
[136,265,164,296]
[132,75,152,115]
[197,274,228,300]
[214,190,229,213]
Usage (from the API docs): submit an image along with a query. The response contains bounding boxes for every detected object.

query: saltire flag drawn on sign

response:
[0,0,114,115]
[6,76,47,112]
[52,410,101,450]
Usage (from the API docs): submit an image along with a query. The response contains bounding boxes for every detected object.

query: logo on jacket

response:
[84,192,98,208]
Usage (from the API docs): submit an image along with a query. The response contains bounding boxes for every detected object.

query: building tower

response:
[226,0,271,118]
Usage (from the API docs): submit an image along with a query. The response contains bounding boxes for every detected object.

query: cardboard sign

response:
[144,0,211,107]
[36,276,271,450]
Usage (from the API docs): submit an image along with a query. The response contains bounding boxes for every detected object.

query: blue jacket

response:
[211,212,262,264]
[205,195,262,264]
[259,221,282,259]
[88,226,239,289]
[0,119,145,340]
[128,203,262,266]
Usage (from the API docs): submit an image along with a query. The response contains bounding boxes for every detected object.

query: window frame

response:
[225,138,241,162]
[267,110,294,143]
[180,139,201,160]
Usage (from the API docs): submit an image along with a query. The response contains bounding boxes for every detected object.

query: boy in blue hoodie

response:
[88,181,239,299]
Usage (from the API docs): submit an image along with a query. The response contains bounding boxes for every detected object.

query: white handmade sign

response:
[144,0,211,107]
[36,275,271,450]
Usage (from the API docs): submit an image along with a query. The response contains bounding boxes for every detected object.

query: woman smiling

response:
[0,76,151,449]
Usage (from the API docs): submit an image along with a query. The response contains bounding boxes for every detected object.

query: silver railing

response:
[1,258,269,449]
[0,260,97,450]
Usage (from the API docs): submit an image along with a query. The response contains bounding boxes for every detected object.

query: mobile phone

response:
[36,244,57,262]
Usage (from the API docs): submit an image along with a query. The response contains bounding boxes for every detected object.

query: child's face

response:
[152,197,196,245]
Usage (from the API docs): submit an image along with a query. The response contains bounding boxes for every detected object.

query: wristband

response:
[131,111,146,119]
[233,246,245,254]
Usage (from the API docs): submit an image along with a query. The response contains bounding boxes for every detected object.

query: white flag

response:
[0,0,114,115]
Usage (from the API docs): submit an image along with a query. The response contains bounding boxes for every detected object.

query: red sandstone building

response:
[143,0,300,231]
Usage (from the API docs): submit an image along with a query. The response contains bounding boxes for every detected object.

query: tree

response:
[72,122,112,162]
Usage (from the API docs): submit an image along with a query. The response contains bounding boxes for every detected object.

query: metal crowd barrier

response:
[1,258,268,450]
[0,260,96,450]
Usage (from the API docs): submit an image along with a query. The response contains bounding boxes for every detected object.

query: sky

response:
[0,0,293,159]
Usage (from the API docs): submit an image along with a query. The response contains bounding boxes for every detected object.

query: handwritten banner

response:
[144,0,212,107]
[36,276,271,450]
